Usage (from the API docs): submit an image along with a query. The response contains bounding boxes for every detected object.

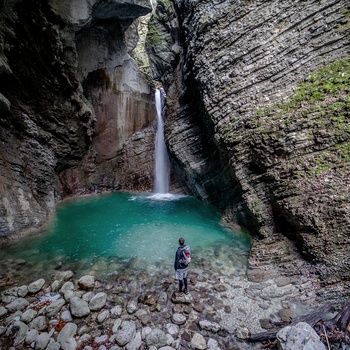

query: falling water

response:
[154,89,169,193]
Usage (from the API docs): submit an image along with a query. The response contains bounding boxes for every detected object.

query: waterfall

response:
[154,88,169,194]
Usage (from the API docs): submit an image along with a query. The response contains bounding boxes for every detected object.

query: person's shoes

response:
[184,290,189,295]
[176,292,184,298]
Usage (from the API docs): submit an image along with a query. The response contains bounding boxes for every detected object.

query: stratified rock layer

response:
[147,0,350,290]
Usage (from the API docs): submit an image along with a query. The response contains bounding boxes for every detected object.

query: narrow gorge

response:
[0,0,350,349]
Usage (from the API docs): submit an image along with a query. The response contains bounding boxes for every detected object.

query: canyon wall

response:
[0,0,156,236]
[147,0,350,288]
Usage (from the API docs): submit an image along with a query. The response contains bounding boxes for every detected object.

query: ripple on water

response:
[0,192,251,286]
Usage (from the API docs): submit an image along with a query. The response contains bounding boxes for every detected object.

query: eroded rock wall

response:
[147,0,350,286]
[0,0,155,236]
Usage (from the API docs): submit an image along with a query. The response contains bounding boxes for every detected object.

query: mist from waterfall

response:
[154,89,169,194]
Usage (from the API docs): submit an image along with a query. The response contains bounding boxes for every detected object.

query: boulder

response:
[115,321,136,346]
[25,329,39,345]
[45,299,66,317]
[126,300,138,314]
[277,322,326,350]
[191,332,207,350]
[28,279,45,294]
[88,292,107,311]
[199,320,220,333]
[12,320,28,346]
[78,275,95,290]
[21,309,38,323]
[70,296,90,317]
[171,313,186,325]
[29,316,47,332]
[57,323,78,350]
[35,332,51,350]
[145,328,167,348]
[126,331,142,350]
[6,298,29,312]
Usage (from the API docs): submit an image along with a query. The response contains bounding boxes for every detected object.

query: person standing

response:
[174,237,191,297]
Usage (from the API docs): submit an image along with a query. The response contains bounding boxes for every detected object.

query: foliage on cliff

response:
[238,59,350,282]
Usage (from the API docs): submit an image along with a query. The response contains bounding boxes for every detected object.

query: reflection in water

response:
[0,192,251,285]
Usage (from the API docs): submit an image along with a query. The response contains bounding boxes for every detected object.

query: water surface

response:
[0,192,251,285]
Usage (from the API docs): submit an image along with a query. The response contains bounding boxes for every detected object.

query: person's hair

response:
[179,237,185,246]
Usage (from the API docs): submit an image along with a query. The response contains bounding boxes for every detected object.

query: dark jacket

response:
[174,245,187,270]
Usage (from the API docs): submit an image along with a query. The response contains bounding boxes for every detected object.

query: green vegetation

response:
[339,4,350,32]
[146,16,162,47]
[249,59,350,178]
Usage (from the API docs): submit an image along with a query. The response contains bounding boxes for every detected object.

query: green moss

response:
[158,0,173,11]
[146,17,162,47]
[339,4,350,32]
[336,142,350,162]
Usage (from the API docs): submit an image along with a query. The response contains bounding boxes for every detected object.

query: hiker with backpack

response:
[174,237,191,297]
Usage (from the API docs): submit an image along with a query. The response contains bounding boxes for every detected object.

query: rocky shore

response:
[0,255,332,350]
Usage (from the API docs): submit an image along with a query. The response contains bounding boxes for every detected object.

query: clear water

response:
[0,192,251,286]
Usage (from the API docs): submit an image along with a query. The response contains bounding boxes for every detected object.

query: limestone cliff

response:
[147,0,350,292]
[0,0,155,236]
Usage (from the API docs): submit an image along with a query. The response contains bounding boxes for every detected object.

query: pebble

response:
[0,265,323,350]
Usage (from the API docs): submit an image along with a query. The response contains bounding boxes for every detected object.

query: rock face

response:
[0,0,155,236]
[147,0,350,287]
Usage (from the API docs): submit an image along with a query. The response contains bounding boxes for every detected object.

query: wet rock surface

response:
[0,260,334,350]
[0,0,155,237]
[147,0,350,309]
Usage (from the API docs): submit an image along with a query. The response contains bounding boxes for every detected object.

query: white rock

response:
[115,321,136,346]
[60,281,74,294]
[199,320,220,333]
[191,332,207,350]
[35,332,51,350]
[60,310,73,322]
[171,313,186,325]
[235,325,250,340]
[51,280,62,292]
[17,285,29,298]
[25,329,39,344]
[55,271,74,282]
[82,291,95,302]
[207,338,221,350]
[29,316,47,332]
[146,329,167,348]
[70,296,90,318]
[28,279,46,294]
[126,300,138,314]
[6,298,29,312]
[110,305,123,317]
[97,310,110,323]
[141,326,152,340]
[126,331,142,350]
[45,299,66,317]
[21,309,37,323]
[0,306,8,318]
[89,292,107,311]
[57,322,78,350]
[112,318,122,333]
[95,334,108,344]
[12,319,28,346]
[277,322,326,350]
[78,275,95,290]
[165,323,179,337]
